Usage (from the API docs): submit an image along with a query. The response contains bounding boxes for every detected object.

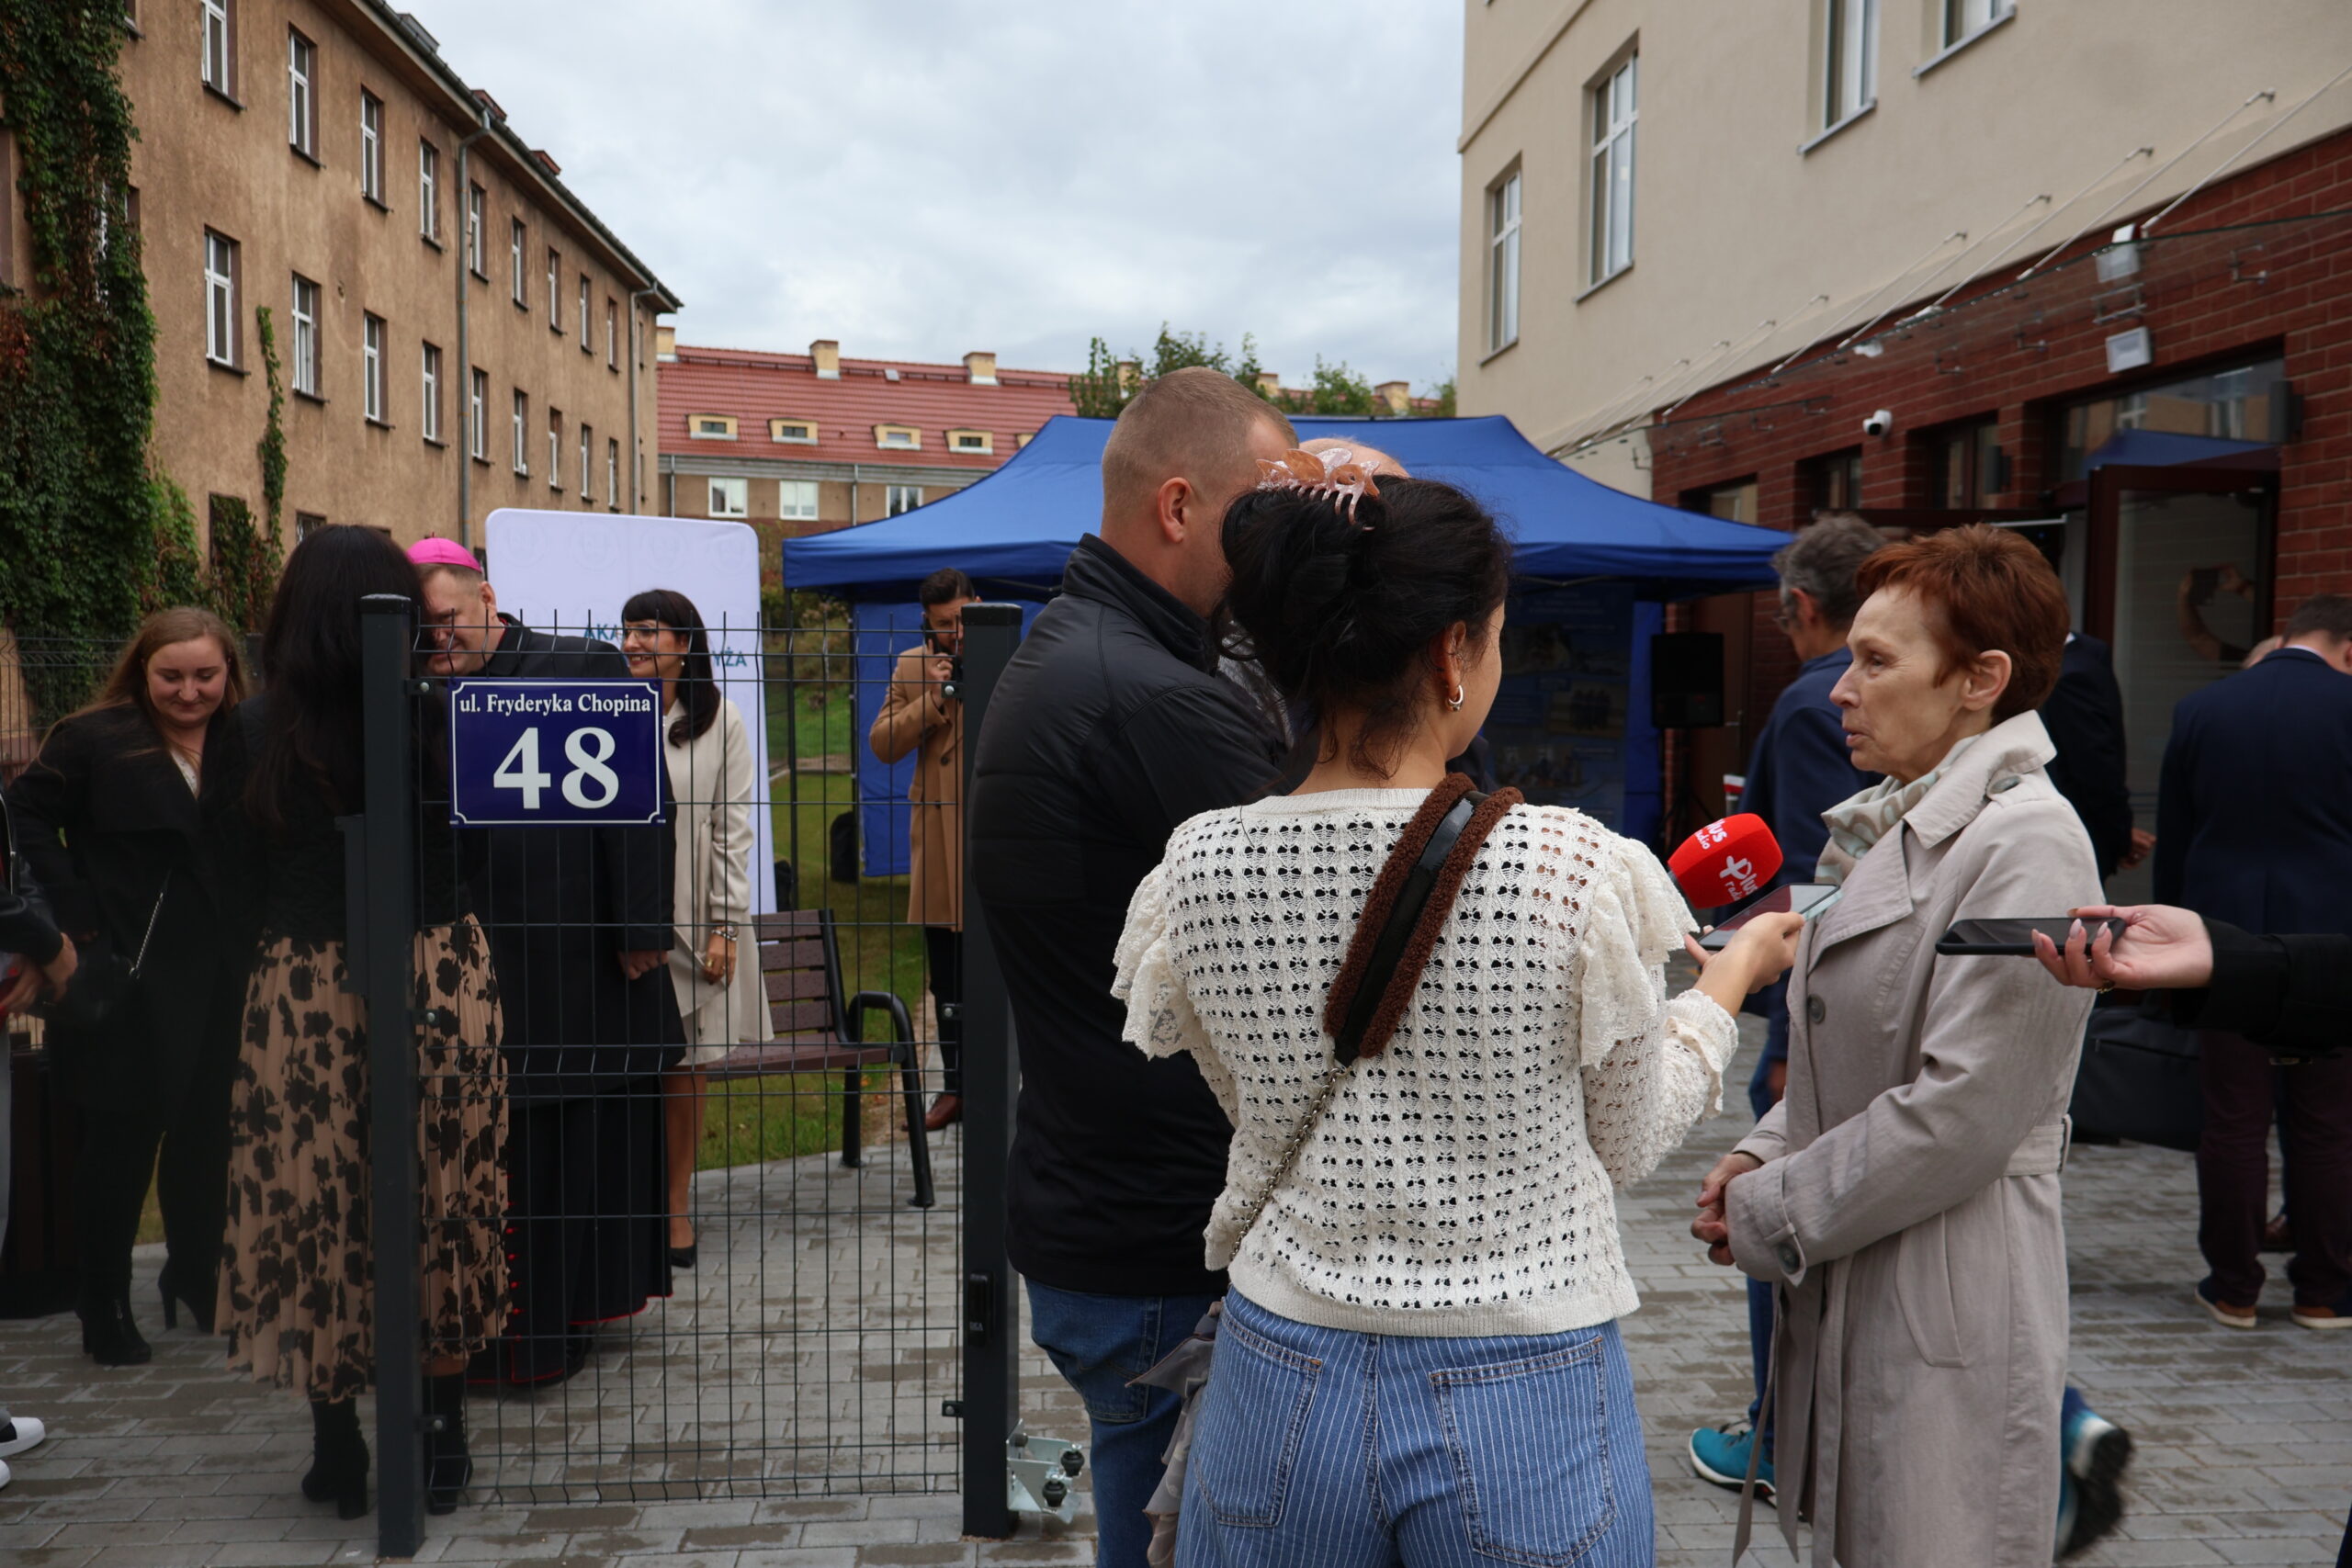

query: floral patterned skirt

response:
[217,917,507,1401]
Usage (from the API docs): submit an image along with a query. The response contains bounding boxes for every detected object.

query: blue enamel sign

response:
[448,680,665,826]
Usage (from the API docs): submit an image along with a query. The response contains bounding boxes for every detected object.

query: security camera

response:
[1863,410,1894,438]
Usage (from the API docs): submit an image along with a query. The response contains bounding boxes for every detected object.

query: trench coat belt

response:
[2002,1114,2072,1177]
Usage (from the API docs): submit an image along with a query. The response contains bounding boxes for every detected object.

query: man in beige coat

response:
[1695,527,2101,1567]
[869,568,979,1130]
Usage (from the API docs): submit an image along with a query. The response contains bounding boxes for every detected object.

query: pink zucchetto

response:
[406,536,481,571]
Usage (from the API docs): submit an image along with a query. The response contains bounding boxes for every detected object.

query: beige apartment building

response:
[99,0,678,552]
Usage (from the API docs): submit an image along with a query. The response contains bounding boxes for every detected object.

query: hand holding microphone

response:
[1667,815,1805,1011]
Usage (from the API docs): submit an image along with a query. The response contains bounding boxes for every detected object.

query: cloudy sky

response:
[423,3,1465,393]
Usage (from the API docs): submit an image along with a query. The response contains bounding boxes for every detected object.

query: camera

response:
[1862,409,1894,438]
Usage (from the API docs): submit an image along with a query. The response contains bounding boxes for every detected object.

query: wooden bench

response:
[707,908,935,1209]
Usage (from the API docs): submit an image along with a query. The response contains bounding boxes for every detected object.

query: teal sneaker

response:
[1688,1421,1775,1504]
[2055,1393,2132,1559]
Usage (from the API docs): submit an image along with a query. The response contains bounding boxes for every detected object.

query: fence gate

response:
[346,598,1027,1555]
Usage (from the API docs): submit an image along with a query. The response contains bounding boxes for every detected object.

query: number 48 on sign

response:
[447,679,666,826]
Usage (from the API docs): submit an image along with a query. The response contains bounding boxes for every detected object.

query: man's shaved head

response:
[1097,367,1297,615]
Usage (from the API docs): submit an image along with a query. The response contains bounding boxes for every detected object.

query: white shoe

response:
[0,1417,40,1459]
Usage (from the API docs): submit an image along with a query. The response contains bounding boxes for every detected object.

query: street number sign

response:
[447,679,665,826]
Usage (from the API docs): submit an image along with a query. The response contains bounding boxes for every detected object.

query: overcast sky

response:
[421,3,1464,393]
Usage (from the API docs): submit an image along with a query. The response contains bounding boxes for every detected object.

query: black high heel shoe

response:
[157,1261,217,1334]
[423,1373,471,1515]
[78,1295,153,1367]
[302,1397,369,1520]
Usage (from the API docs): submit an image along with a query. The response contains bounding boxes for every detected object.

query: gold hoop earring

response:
[1447,685,1465,712]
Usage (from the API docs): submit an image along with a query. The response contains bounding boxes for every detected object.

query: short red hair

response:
[1854,524,2069,721]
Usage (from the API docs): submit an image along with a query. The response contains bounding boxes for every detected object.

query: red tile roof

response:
[657,344,1075,471]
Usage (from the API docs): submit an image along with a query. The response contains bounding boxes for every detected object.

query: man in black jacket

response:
[2040,631,2143,883]
[414,544,685,1384]
[970,368,1294,1567]
[0,795,73,1488]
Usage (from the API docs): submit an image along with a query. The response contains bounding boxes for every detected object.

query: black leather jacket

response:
[970,536,1281,1296]
[0,792,64,967]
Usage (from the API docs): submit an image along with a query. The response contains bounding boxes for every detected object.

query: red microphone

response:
[1668,814,1784,908]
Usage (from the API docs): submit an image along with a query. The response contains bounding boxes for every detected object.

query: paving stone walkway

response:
[3,1021,2345,1565]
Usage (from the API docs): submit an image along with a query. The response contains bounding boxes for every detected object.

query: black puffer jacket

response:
[971,536,1280,1296]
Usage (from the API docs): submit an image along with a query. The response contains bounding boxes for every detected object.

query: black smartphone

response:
[1935,917,2126,956]
[1699,883,1837,950]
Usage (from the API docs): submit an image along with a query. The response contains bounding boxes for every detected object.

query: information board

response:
[448,679,665,827]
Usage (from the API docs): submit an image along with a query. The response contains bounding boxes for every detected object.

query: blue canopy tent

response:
[781,414,1791,869]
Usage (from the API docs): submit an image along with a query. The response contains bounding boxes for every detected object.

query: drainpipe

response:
[453,107,493,548]
[629,287,663,513]
[851,462,862,526]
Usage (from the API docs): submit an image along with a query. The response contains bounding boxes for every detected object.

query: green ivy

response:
[0,2,165,682]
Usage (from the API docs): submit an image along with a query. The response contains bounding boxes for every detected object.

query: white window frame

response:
[606,438,619,509]
[469,367,487,459]
[885,484,922,516]
[417,140,439,242]
[1823,0,1878,130]
[546,248,560,326]
[1487,168,1521,351]
[512,389,528,474]
[420,342,441,442]
[876,425,919,451]
[201,0,232,96]
[289,274,320,397]
[466,186,485,276]
[547,410,561,491]
[1942,0,2012,49]
[579,425,592,499]
[204,231,237,367]
[359,92,383,202]
[1589,53,1637,287]
[708,477,748,519]
[510,220,526,306]
[286,29,314,157]
[605,299,616,368]
[577,276,590,351]
[361,312,384,423]
[778,479,819,521]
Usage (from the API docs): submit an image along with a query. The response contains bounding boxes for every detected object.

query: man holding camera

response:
[870,567,981,1131]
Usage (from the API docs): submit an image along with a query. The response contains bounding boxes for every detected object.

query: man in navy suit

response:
[2157,592,2352,1330]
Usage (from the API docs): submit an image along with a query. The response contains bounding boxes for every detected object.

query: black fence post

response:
[958,603,1023,1540]
[355,594,425,1557]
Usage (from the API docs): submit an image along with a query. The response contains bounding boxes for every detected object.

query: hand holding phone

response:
[1936,917,2127,956]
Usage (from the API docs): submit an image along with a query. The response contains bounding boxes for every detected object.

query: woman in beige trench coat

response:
[868,570,978,1129]
[1695,526,2100,1568]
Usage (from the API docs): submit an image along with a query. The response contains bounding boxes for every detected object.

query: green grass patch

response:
[697,1070,858,1169]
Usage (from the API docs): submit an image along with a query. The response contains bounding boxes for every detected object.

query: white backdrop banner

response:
[482,509,775,914]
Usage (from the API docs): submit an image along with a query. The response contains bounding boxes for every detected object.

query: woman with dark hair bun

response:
[217,525,505,1519]
[621,588,765,1268]
[1113,452,1800,1565]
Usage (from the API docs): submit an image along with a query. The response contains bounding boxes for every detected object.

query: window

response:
[469,367,487,459]
[201,0,234,96]
[605,299,617,368]
[466,186,485,276]
[1941,0,2013,49]
[289,274,320,396]
[579,424,592,499]
[286,30,315,157]
[548,410,563,490]
[1685,478,1758,524]
[577,276,590,351]
[510,220,526,305]
[689,414,738,440]
[708,477,748,519]
[294,511,324,540]
[770,418,817,445]
[420,343,442,442]
[605,438,619,510]
[1925,417,2001,507]
[1589,53,1637,285]
[876,424,920,451]
[1823,0,1876,128]
[947,428,994,455]
[2055,355,2287,483]
[1487,168,1521,350]
[546,248,560,327]
[359,92,384,202]
[885,484,922,516]
[779,479,819,521]
[1804,446,1863,513]
[418,140,439,242]
[512,389,528,473]
[361,312,385,423]
[203,231,239,367]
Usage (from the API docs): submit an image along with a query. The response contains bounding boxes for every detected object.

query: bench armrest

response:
[845,989,914,1044]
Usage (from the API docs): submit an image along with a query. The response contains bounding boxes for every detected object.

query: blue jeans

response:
[1027,1280,1223,1568]
[1177,1291,1654,1568]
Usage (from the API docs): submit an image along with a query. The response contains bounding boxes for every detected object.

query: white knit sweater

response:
[1113,789,1739,1337]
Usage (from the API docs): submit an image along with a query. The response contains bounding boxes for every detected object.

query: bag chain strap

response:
[127,871,169,978]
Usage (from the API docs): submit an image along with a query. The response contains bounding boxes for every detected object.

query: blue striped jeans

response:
[1176,1290,1654,1568]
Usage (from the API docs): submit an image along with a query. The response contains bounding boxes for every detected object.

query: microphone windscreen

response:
[1668,814,1785,908]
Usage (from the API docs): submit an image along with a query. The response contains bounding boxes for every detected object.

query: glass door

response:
[2086,464,2275,903]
